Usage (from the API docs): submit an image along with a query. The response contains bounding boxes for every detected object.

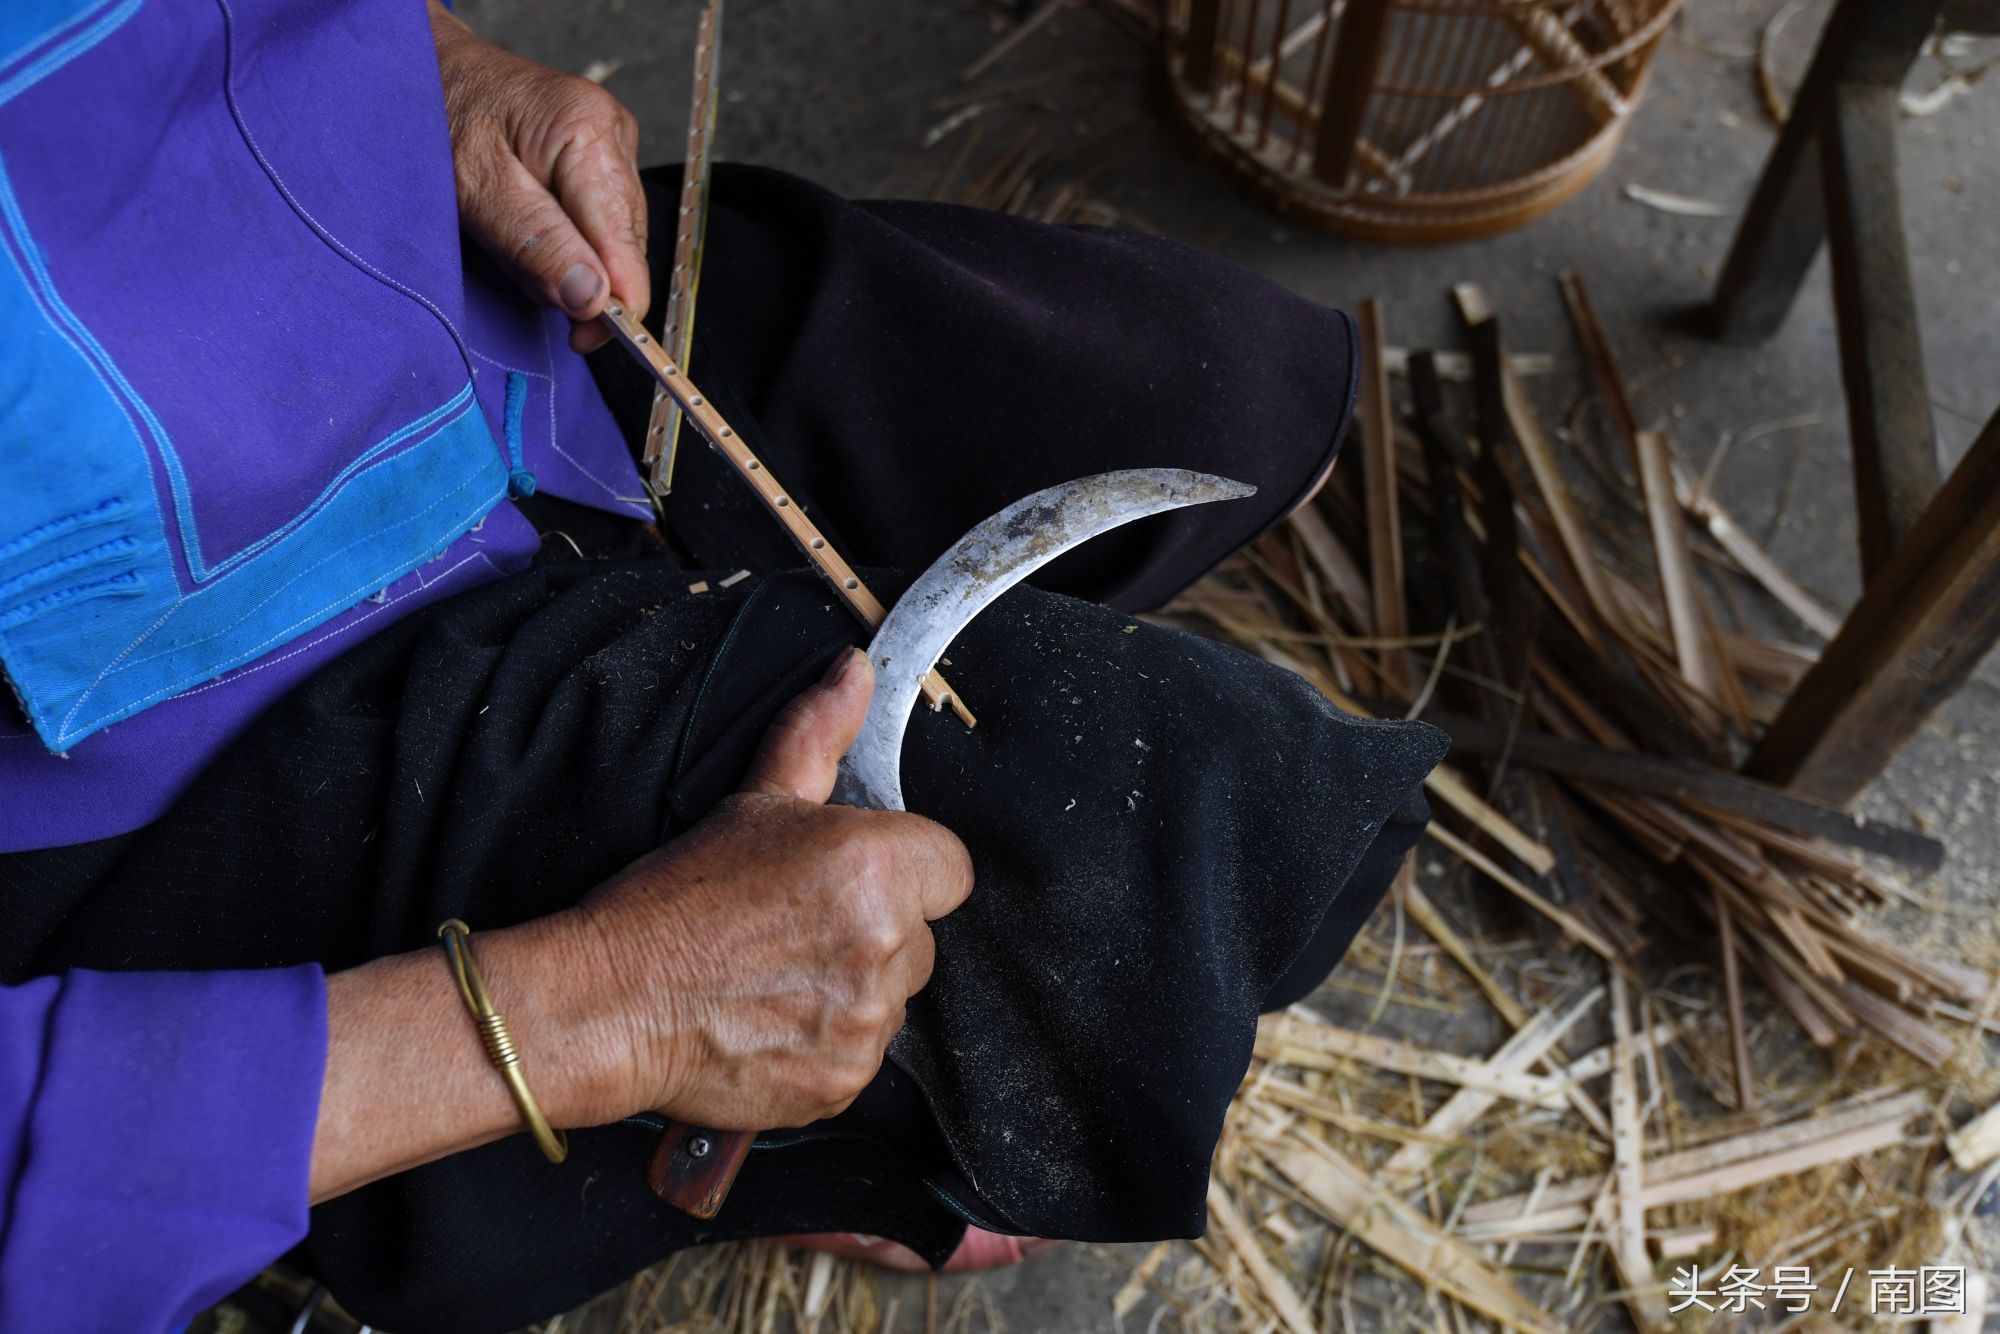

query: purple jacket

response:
[0,0,645,1324]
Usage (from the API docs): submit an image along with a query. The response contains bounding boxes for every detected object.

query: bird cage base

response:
[1170,87,1630,243]
[1162,0,1683,245]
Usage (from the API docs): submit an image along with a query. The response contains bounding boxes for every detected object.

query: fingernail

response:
[557,263,602,314]
[822,647,855,686]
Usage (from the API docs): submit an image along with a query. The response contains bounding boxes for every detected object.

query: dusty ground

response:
[449,0,2000,1328]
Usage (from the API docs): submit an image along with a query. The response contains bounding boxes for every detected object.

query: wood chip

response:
[1621,183,1733,217]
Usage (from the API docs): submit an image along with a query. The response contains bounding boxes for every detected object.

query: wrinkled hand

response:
[428,0,648,351]
[572,650,975,1130]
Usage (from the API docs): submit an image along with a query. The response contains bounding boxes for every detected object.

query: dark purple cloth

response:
[0,0,645,853]
[0,0,641,1325]
[0,966,325,1330]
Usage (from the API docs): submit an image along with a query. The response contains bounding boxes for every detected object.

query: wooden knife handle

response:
[647,1121,755,1219]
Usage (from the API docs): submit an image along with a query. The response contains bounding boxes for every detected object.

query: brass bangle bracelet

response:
[436,918,569,1164]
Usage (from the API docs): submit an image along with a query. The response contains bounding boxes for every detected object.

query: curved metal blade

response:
[833,468,1256,812]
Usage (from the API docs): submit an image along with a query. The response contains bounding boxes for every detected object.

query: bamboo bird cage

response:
[1164,0,1687,242]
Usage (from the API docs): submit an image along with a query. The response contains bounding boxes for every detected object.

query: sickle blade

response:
[834,468,1256,812]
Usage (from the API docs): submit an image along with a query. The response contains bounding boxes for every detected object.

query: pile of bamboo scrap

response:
[1150,273,2000,1332]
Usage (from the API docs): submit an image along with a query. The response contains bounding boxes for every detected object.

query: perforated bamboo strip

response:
[602,303,976,726]
[644,1,724,492]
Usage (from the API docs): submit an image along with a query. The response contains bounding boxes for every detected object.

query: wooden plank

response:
[1410,352,1493,682]
[1838,980,1956,1068]
[1821,79,1941,581]
[1746,407,2000,805]
[1288,502,1376,634]
[1456,288,1622,637]
[1355,298,1412,692]
[1262,1139,1564,1334]
[602,303,976,725]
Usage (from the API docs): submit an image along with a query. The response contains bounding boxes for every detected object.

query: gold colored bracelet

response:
[436,918,569,1164]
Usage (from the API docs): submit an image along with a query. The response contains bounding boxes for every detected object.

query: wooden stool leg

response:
[1709,0,1942,345]
[1745,410,2000,806]
[1822,84,1940,583]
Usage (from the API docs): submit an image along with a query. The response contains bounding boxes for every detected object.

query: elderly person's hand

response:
[573,650,976,1131]
[428,0,648,351]
[307,650,974,1202]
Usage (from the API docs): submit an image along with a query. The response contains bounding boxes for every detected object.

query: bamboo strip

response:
[1947,1098,2000,1171]
[602,304,976,725]
[1460,1089,1926,1231]
[1608,971,1671,1331]
[1205,1180,1319,1334]
[643,0,723,493]
[1672,460,1842,639]
[1636,430,1724,704]
[1426,821,1617,960]
[1255,1016,1575,1109]
[1357,298,1413,692]
[1262,1138,1565,1334]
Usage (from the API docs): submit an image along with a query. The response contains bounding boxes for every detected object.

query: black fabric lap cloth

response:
[587,164,1357,609]
[0,164,1443,1332]
[2,563,1441,1332]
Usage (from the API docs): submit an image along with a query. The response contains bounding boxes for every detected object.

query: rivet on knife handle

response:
[647,1122,754,1219]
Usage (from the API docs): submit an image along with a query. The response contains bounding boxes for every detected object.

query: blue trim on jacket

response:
[0,147,506,751]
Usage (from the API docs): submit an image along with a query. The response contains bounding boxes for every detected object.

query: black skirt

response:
[0,165,1445,1333]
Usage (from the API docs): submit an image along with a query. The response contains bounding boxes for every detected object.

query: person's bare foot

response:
[776,1228,1059,1272]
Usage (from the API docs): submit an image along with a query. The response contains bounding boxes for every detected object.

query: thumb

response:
[739,648,874,804]
[464,156,611,322]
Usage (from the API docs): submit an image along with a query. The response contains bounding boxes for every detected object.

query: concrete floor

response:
[454,0,2000,1327]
